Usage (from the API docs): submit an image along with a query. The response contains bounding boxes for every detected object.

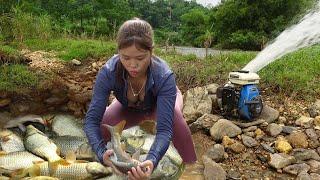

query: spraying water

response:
[243,1,320,73]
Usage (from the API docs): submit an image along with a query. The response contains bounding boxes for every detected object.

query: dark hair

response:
[116,18,154,84]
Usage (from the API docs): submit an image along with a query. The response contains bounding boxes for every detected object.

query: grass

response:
[0,64,40,91]
[259,44,320,99]
[0,44,19,56]
[22,38,117,61]
[1,38,320,101]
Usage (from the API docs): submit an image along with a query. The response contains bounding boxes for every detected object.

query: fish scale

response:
[0,130,25,153]
[0,151,44,171]
[33,161,110,179]
[24,125,61,162]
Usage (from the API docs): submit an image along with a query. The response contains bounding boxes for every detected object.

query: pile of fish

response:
[0,114,183,179]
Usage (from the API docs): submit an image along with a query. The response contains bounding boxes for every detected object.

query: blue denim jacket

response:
[84,55,177,168]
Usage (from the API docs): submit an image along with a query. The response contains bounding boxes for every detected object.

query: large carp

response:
[102,121,141,174]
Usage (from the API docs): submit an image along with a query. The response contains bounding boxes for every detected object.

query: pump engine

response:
[217,70,263,120]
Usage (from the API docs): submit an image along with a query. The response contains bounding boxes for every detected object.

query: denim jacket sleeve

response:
[84,65,112,163]
[146,73,177,168]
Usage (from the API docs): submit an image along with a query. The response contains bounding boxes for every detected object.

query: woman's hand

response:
[128,160,154,180]
[103,149,125,176]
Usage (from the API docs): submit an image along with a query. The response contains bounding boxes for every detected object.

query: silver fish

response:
[102,121,140,174]
[141,134,182,166]
[51,114,86,137]
[0,151,44,174]
[138,154,180,180]
[28,161,112,179]
[51,135,94,160]
[4,115,44,132]
[0,129,25,153]
[24,125,61,162]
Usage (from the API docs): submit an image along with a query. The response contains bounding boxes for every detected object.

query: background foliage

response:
[0,0,315,50]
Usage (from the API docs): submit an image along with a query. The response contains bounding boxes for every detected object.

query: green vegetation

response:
[0,0,316,49]
[23,39,116,61]
[260,45,320,99]
[0,64,40,91]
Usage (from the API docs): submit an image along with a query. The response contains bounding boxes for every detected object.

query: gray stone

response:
[242,126,257,133]
[261,143,275,153]
[241,134,259,148]
[202,155,226,180]
[310,173,320,180]
[292,149,320,162]
[210,119,242,141]
[307,160,320,174]
[282,126,299,134]
[206,83,219,94]
[259,105,279,123]
[297,172,312,180]
[295,116,314,128]
[308,99,320,118]
[266,123,283,137]
[306,129,319,140]
[283,163,310,175]
[268,153,296,169]
[183,86,212,124]
[189,113,222,133]
[205,144,225,163]
[71,59,81,65]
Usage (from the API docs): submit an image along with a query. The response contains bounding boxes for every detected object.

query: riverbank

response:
[1,39,320,179]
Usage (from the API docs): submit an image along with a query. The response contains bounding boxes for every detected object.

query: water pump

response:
[217,70,263,120]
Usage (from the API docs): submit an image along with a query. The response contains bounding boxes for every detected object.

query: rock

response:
[229,142,245,154]
[242,126,257,133]
[183,86,212,124]
[287,131,309,148]
[275,137,292,154]
[255,128,265,140]
[308,99,320,118]
[71,59,81,65]
[206,83,219,94]
[305,129,319,140]
[282,126,299,134]
[266,123,283,137]
[297,172,312,180]
[45,95,67,106]
[210,119,242,141]
[0,98,11,107]
[278,116,287,124]
[314,116,320,130]
[222,136,245,153]
[241,134,258,148]
[283,163,310,175]
[92,62,98,69]
[202,155,226,180]
[189,113,222,133]
[292,149,320,162]
[308,139,320,149]
[244,131,255,137]
[295,116,314,128]
[268,153,296,169]
[259,105,279,123]
[307,160,320,174]
[227,169,241,180]
[261,143,275,153]
[310,173,320,180]
[205,144,225,163]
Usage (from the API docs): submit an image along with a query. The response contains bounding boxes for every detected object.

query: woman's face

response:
[119,44,151,78]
